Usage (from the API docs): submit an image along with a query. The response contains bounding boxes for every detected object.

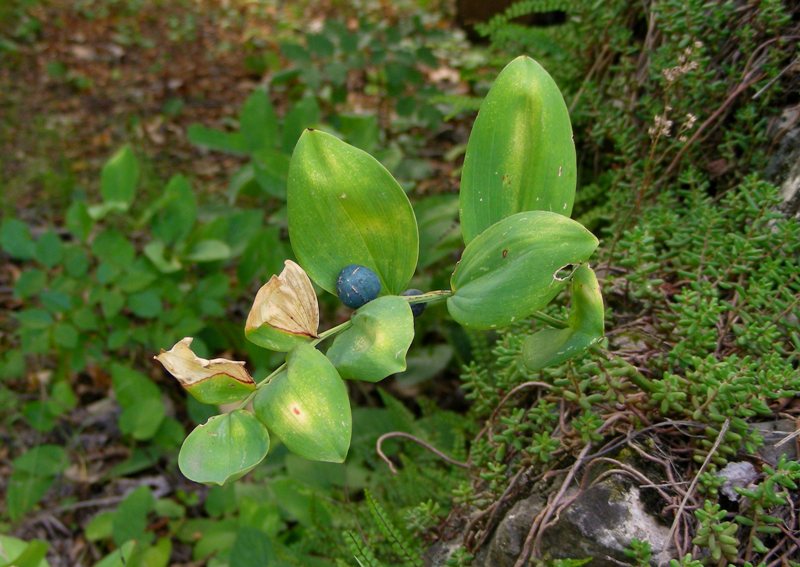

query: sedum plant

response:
[156,56,605,485]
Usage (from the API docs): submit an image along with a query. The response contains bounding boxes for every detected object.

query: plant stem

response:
[236,361,286,409]
[236,320,354,411]
[403,289,452,304]
[530,311,568,329]
[313,320,352,344]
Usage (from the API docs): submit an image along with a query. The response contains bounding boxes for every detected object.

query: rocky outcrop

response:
[765,107,800,219]
[427,473,675,566]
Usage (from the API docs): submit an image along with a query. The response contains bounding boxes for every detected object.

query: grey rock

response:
[475,475,674,566]
[425,538,464,566]
[717,461,758,501]
[752,419,799,465]
[765,108,800,219]
[479,492,545,567]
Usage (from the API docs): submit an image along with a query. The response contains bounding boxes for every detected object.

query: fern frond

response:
[365,490,423,567]
[343,530,384,567]
[475,0,572,38]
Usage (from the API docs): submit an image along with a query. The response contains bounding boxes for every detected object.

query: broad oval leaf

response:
[287,129,418,295]
[155,337,256,405]
[327,296,414,382]
[101,145,140,210]
[245,260,318,352]
[178,410,269,485]
[239,89,278,152]
[187,124,248,155]
[184,239,231,263]
[523,264,605,370]
[447,211,598,329]
[254,344,351,463]
[460,56,576,244]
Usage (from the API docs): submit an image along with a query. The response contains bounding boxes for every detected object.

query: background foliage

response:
[1,0,798,565]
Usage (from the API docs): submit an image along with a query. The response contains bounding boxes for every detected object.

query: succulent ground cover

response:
[1,1,798,566]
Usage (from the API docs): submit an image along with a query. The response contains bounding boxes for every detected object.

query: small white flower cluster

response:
[662,41,704,84]
[649,107,699,143]
[649,106,674,139]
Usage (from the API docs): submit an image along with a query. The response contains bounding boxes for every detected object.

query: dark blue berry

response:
[337,264,381,309]
[401,289,426,318]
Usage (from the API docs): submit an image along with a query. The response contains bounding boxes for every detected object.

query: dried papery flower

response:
[244,260,320,352]
[155,337,254,387]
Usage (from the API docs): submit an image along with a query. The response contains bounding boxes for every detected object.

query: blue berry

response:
[401,289,426,318]
[337,264,381,309]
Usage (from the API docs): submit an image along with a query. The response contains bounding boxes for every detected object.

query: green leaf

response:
[187,124,248,154]
[111,364,165,440]
[65,201,93,241]
[239,89,278,152]
[14,269,46,299]
[34,230,63,268]
[84,511,115,541]
[120,396,165,441]
[143,241,182,274]
[229,528,276,567]
[1,218,35,259]
[6,473,53,521]
[282,97,320,153]
[523,264,605,370]
[327,296,415,382]
[101,145,140,210]
[14,309,53,329]
[447,211,598,329]
[92,229,135,268]
[460,56,576,244]
[151,175,196,245]
[87,202,128,220]
[178,410,270,485]
[395,344,453,387]
[246,324,312,353]
[0,537,49,567]
[22,401,57,432]
[100,289,125,318]
[53,322,79,348]
[13,445,68,476]
[184,375,256,406]
[62,246,89,278]
[112,486,154,546]
[127,290,162,319]
[336,113,379,153]
[126,538,171,567]
[254,344,351,462]
[238,226,285,284]
[93,541,136,567]
[287,129,418,295]
[415,194,461,269]
[252,147,290,199]
[184,239,231,263]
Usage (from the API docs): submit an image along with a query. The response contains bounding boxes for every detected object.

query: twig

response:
[514,443,592,566]
[376,432,469,475]
[666,418,730,545]
[752,57,797,99]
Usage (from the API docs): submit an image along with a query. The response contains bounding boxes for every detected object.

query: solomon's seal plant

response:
[155,56,605,485]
